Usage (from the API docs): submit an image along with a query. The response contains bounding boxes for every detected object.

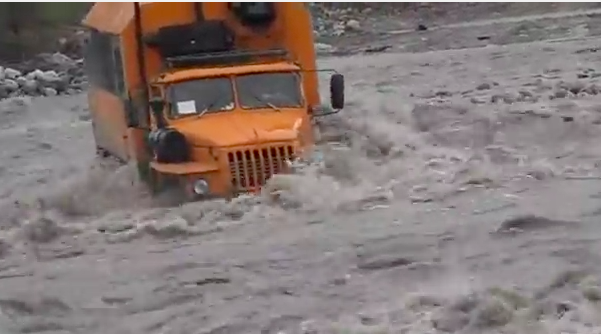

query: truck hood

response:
[174,109,307,147]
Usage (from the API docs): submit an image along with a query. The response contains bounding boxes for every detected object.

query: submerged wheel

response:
[146,167,163,196]
[147,171,191,206]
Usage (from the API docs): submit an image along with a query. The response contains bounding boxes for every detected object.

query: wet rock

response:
[557,81,585,95]
[22,80,39,96]
[345,19,361,31]
[25,69,43,81]
[15,76,27,87]
[518,89,533,98]
[496,215,573,233]
[4,68,21,80]
[476,82,491,90]
[470,97,486,104]
[364,45,392,54]
[358,313,381,326]
[435,90,453,97]
[42,87,58,97]
[309,3,379,37]
[37,71,61,89]
[491,93,517,104]
[1,52,85,99]
[315,42,334,54]
[1,79,19,92]
[553,89,569,99]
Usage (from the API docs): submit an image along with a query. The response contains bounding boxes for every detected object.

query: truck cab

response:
[82,2,344,199]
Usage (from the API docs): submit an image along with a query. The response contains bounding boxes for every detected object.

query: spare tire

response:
[148,128,190,163]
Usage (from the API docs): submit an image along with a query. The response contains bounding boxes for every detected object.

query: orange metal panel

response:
[88,87,130,161]
[126,127,149,163]
[83,3,319,105]
[156,62,301,83]
[150,161,219,174]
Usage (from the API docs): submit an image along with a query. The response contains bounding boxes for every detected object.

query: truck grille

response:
[228,145,295,191]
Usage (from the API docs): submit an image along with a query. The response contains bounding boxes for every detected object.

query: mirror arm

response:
[311,105,340,118]
[149,98,168,129]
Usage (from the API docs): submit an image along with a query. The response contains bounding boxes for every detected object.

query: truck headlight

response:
[192,179,210,196]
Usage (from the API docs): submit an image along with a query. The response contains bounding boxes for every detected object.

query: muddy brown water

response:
[4,7,601,334]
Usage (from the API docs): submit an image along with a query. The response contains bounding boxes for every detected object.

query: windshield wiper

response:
[265,102,280,112]
[246,90,281,112]
[198,98,227,118]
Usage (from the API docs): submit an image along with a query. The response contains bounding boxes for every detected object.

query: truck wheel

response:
[147,168,162,195]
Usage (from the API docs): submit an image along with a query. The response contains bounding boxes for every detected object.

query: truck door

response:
[85,31,130,161]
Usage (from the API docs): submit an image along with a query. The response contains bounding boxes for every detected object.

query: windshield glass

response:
[168,77,234,117]
[236,72,303,109]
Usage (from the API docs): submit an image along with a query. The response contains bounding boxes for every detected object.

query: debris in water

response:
[495,215,574,233]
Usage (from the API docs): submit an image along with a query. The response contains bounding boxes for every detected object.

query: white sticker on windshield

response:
[177,100,197,115]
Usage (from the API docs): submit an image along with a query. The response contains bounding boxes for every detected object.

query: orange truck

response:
[81,2,345,200]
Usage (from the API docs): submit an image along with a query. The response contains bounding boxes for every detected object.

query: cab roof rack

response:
[165,48,290,69]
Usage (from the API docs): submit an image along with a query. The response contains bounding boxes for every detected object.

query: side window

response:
[111,36,126,96]
[85,29,113,92]
[84,29,125,95]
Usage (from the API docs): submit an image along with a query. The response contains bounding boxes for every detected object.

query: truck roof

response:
[82,2,151,34]
[155,61,301,84]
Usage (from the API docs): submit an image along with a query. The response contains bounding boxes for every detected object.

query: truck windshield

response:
[236,72,303,109]
[168,77,235,117]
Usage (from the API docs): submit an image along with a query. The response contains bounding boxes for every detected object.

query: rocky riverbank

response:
[0,52,87,99]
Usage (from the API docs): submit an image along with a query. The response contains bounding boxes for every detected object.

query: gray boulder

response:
[24,69,44,81]
[4,68,21,80]
[345,19,361,31]
[1,79,19,92]
[21,79,39,95]
[37,70,68,92]
[42,87,58,96]
[15,76,28,87]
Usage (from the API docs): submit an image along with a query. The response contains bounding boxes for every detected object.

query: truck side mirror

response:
[330,73,345,110]
[149,97,167,128]
[149,97,165,114]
